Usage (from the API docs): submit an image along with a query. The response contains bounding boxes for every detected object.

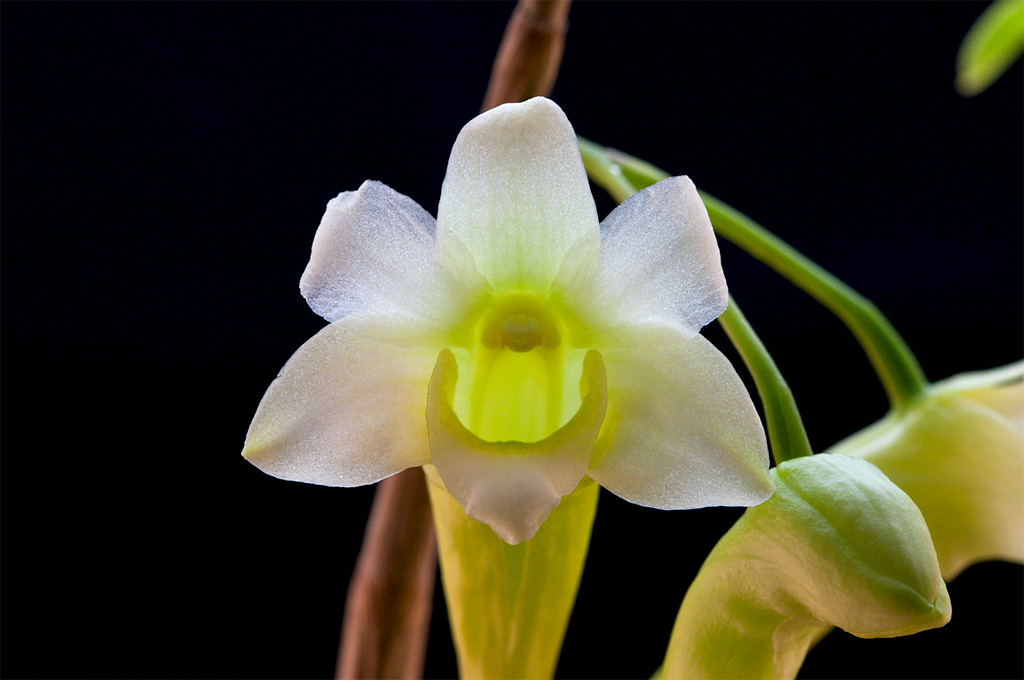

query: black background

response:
[3,3,1021,679]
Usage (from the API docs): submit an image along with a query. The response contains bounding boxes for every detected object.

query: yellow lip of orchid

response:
[242,97,774,544]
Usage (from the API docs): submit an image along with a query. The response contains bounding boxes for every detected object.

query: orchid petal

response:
[242,318,434,486]
[425,348,607,544]
[589,335,773,509]
[561,176,727,341]
[300,181,481,341]
[436,97,600,293]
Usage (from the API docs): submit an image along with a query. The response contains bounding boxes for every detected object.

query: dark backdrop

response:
[3,3,1021,679]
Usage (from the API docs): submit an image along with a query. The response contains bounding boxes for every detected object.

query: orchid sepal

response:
[426,467,599,680]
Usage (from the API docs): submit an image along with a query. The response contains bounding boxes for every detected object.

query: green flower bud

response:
[833,362,1023,580]
[663,454,949,680]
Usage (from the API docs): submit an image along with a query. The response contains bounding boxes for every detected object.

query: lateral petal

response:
[436,97,600,294]
[589,334,773,509]
[242,318,435,486]
[300,181,481,341]
[560,176,727,342]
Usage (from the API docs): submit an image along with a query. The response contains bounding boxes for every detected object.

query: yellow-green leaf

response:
[956,0,1024,96]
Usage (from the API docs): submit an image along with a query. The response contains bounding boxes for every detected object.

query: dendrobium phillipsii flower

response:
[832,361,1024,579]
[242,97,773,544]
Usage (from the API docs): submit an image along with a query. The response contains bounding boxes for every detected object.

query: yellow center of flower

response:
[479,293,562,352]
[450,293,586,444]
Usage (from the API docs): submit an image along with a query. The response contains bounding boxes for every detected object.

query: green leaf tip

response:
[956,0,1024,97]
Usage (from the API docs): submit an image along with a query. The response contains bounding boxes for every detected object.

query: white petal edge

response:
[436,97,600,294]
[300,180,481,341]
[242,318,435,486]
[588,334,773,509]
[425,348,607,544]
[559,176,727,343]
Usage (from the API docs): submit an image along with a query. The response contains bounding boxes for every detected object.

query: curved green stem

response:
[719,298,814,462]
[579,137,813,462]
[579,137,929,411]
[578,137,636,204]
[701,193,928,411]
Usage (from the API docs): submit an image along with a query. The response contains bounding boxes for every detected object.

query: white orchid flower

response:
[242,97,773,544]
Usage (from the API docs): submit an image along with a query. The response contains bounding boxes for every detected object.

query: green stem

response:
[578,137,636,204]
[579,138,813,462]
[579,138,929,411]
[701,193,928,411]
[719,299,813,462]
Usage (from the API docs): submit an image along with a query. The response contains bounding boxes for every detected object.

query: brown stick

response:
[482,0,573,112]
[336,2,572,678]
[336,469,437,680]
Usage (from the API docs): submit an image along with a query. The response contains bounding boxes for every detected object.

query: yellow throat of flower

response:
[450,292,588,444]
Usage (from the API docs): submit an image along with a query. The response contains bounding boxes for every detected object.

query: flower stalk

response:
[579,137,929,412]
[718,300,813,463]
[699,192,928,411]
